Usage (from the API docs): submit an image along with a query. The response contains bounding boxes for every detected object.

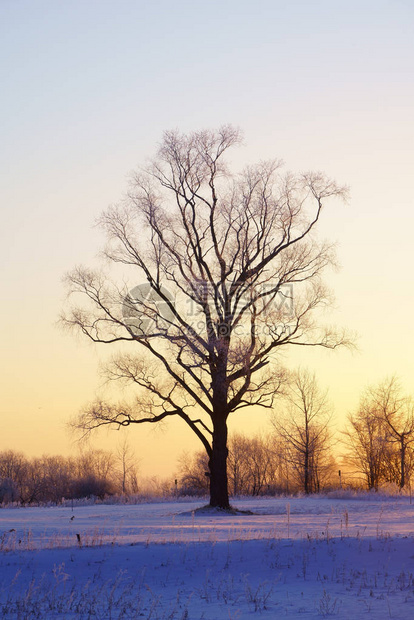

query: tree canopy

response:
[62,126,349,507]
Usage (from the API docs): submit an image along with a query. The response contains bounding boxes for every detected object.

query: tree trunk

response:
[304,449,309,494]
[400,441,406,489]
[209,417,230,508]
[304,421,310,494]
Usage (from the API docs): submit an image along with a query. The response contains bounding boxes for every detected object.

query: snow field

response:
[0,496,413,618]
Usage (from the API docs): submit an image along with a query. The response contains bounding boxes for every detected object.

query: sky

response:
[1,0,413,479]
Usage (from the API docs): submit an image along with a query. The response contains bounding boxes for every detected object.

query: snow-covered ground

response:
[1,495,414,618]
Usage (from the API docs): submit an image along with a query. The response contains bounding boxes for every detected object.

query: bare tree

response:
[227,433,275,495]
[75,448,115,480]
[368,378,414,489]
[19,458,47,504]
[272,369,333,494]
[227,434,253,495]
[62,126,349,508]
[116,438,139,494]
[0,450,27,503]
[238,434,277,495]
[268,435,293,494]
[178,450,210,496]
[343,394,390,491]
[41,455,72,503]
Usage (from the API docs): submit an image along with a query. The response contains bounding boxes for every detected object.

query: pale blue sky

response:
[1,0,413,475]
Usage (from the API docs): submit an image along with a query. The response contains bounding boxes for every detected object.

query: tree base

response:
[194,505,254,516]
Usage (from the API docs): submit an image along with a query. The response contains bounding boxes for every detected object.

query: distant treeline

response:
[178,376,414,497]
[0,446,139,505]
[178,424,414,498]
